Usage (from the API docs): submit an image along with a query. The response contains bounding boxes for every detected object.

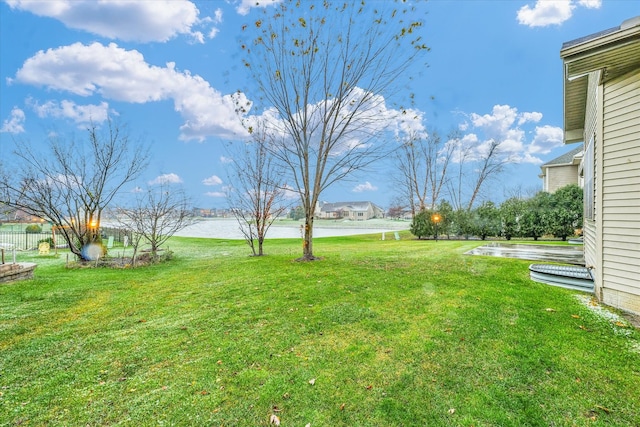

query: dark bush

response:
[38,237,55,247]
[25,224,42,233]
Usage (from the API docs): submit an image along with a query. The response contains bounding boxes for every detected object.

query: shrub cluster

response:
[24,224,43,233]
[411,184,583,241]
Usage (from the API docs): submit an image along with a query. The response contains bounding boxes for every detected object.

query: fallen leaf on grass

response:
[595,405,611,413]
[200,390,209,395]
[448,408,455,414]
[340,403,346,411]
[308,378,315,385]
[571,314,580,319]
[614,321,628,328]
[305,424,311,427]
[269,414,280,425]
[366,385,373,390]
[545,308,556,312]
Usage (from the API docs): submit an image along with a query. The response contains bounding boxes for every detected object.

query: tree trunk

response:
[298,215,318,261]
[258,237,264,256]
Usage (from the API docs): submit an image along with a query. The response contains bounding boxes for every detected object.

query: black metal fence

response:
[0,232,54,251]
[0,227,131,251]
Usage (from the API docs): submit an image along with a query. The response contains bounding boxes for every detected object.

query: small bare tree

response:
[226,124,290,256]
[393,129,456,216]
[0,121,148,260]
[466,139,511,210]
[446,133,511,211]
[116,184,195,259]
[239,0,428,260]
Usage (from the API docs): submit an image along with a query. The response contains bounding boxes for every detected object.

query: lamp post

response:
[431,213,442,242]
[89,219,98,242]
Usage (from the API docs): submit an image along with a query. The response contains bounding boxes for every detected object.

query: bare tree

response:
[445,133,511,211]
[0,121,148,260]
[466,139,511,210]
[239,0,427,260]
[226,124,290,256]
[116,184,195,259]
[393,129,456,216]
[393,131,426,216]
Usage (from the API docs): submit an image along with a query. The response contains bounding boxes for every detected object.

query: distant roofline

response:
[541,144,583,168]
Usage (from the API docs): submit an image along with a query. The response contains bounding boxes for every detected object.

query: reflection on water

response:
[174,218,409,240]
[466,242,585,265]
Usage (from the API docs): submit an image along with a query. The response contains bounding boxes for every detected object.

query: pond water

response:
[174,218,410,240]
[466,242,585,265]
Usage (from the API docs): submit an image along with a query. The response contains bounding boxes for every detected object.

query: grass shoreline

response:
[1,235,639,426]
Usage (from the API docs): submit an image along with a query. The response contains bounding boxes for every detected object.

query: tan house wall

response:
[600,69,640,314]
[544,164,580,193]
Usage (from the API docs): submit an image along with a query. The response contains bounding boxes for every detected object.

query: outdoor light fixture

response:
[431,213,442,242]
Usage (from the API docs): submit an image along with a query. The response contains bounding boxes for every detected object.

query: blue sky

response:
[1,0,637,210]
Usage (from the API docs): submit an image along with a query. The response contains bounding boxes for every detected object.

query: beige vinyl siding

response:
[546,165,579,192]
[582,71,601,272]
[601,69,640,300]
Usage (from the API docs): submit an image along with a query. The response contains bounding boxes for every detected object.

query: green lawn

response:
[1,234,639,426]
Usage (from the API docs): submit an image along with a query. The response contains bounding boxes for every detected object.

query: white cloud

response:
[202,175,223,186]
[517,0,601,28]
[131,186,144,193]
[517,0,574,27]
[5,0,213,43]
[13,42,247,141]
[220,156,233,164]
[213,8,223,23]
[470,104,519,139]
[352,181,378,193]
[578,0,601,9]
[518,111,543,125]
[235,0,281,16]
[149,173,183,185]
[454,105,561,165]
[281,184,299,200]
[28,98,109,125]
[0,107,25,133]
[528,125,565,154]
[248,86,427,156]
[204,191,226,197]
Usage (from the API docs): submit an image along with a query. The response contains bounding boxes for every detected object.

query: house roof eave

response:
[561,16,640,144]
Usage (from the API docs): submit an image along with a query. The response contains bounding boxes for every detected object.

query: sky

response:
[1,0,638,211]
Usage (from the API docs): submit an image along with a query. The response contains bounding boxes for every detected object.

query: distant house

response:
[539,144,583,193]
[561,16,640,315]
[316,201,384,221]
